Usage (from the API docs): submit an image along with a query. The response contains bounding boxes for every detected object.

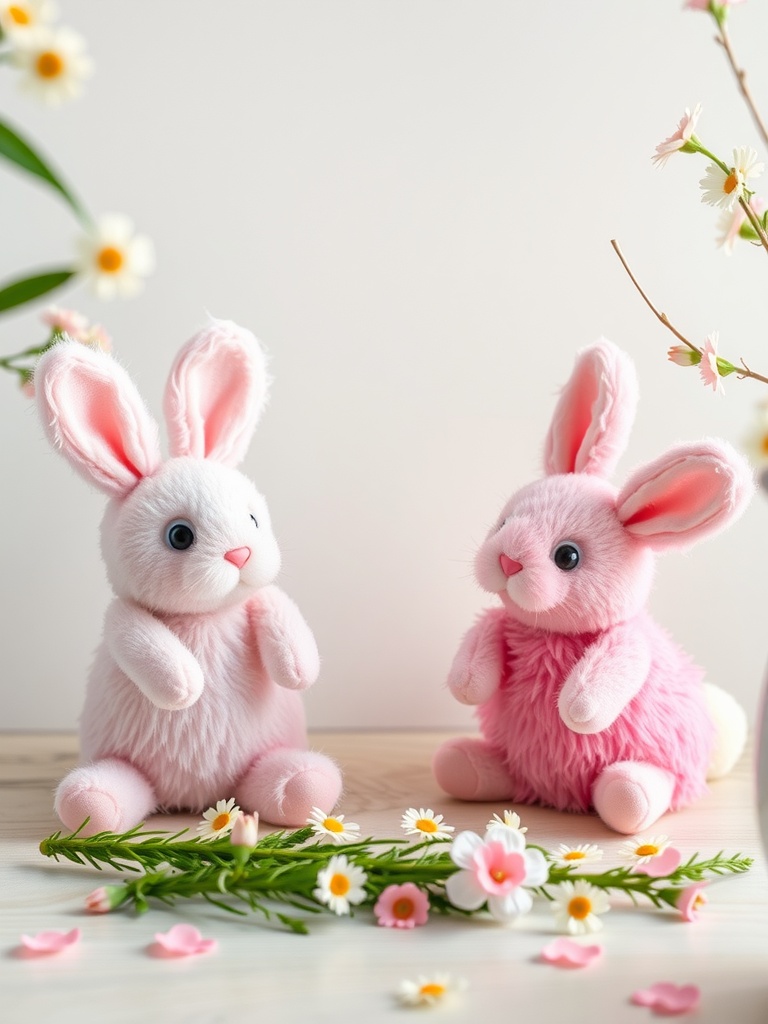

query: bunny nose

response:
[499,554,523,577]
[224,546,251,569]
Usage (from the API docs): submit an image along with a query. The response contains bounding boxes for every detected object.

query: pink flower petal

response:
[151,923,217,957]
[540,937,603,969]
[633,847,683,877]
[631,982,701,1015]
[20,928,81,955]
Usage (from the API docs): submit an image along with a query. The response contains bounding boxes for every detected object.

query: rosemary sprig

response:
[39,822,753,934]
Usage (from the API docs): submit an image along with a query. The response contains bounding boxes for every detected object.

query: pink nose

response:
[224,546,251,569]
[499,554,523,577]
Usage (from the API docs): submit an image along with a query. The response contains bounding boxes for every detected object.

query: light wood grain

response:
[1,732,767,1023]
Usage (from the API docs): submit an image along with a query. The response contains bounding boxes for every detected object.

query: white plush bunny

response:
[36,319,342,834]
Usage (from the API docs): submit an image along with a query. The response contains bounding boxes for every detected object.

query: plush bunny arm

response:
[558,626,651,735]
[248,587,320,691]
[447,609,507,705]
[104,600,205,711]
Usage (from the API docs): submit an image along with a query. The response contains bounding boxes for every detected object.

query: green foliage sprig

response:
[39,820,753,935]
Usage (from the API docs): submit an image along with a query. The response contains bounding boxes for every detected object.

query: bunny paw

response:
[236,749,343,827]
[55,759,157,836]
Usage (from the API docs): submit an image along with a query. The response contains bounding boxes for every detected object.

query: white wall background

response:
[2,0,768,733]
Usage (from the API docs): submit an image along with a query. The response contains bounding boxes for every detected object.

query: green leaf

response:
[0,268,76,314]
[0,116,87,221]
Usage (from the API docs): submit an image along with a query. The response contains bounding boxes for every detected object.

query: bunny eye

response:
[250,514,259,529]
[552,541,581,572]
[165,519,196,551]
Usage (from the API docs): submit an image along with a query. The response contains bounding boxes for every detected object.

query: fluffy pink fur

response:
[37,319,342,834]
[434,338,754,833]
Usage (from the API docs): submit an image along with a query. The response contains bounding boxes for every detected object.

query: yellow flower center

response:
[36,50,65,79]
[323,817,344,833]
[419,984,446,999]
[490,868,507,882]
[693,894,706,911]
[329,873,350,896]
[212,812,231,831]
[393,898,414,919]
[635,844,660,858]
[97,246,124,273]
[567,895,592,920]
[415,818,438,833]
[563,850,586,861]
[724,172,739,195]
[8,5,31,24]
[760,433,768,455]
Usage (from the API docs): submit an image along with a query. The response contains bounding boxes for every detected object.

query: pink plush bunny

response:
[433,340,753,834]
[36,319,342,835]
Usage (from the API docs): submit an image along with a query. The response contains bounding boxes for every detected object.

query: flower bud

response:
[230,813,259,849]
[85,884,127,913]
[667,345,700,367]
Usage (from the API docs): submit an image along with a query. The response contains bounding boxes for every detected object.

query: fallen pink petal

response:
[540,937,603,968]
[634,847,683,877]
[151,923,217,957]
[20,927,81,954]
[631,982,701,1016]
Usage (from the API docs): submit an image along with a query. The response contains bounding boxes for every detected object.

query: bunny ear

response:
[543,340,638,477]
[617,440,754,552]
[163,318,270,466]
[35,340,161,498]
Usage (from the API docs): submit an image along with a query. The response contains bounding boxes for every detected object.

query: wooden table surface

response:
[1,731,767,1023]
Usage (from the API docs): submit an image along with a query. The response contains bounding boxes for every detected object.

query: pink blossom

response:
[633,847,683,877]
[20,927,81,955]
[667,345,699,367]
[151,923,217,957]
[631,982,701,1015]
[684,0,746,10]
[374,883,430,929]
[540,937,603,968]
[717,196,767,254]
[79,323,113,352]
[85,884,126,913]
[699,333,724,393]
[445,826,549,922]
[230,812,259,848]
[41,306,88,336]
[652,104,702,168]
[677,882,709,922]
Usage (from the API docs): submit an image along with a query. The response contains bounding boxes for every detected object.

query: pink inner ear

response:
[621,465,724,533]
[77,375,145,480]
[198,356,251,459]
[552,360,599,475]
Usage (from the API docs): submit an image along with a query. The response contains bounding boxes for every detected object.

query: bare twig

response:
[715,25,768,151]
[610,239,768,386]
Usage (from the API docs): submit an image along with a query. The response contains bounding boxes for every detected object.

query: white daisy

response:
[486,810,528,834]
[549,842,604,869]
[313,854,367,915]
[306,806,361,844]
[12,25,93,105]
[0,0,55,39]
[619,834,671,866]
[397,973,467,1007]
[700,146,764,211]
[76,213,155,300]
[551,879,611,935]
[401,807,455,841]
[196,798,241,841]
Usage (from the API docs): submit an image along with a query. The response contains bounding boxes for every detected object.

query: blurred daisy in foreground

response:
[76,214,155,300]
[12,25,92,105]
[551,880,610,935]
[397,973,467,1008]
[0,0,55,38]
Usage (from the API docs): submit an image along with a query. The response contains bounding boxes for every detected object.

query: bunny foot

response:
[433,737,516,801]
[55,759,157,836]
[236,748,343,827]
[592,761,674,834]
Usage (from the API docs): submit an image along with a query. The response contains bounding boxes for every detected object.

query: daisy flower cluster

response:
[616,0,768,474]
[38,802,751,941]
[0,5,156,391]
[0,0,92,105]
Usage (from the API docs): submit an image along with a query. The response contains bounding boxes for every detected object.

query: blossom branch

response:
[611,239,768,386]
